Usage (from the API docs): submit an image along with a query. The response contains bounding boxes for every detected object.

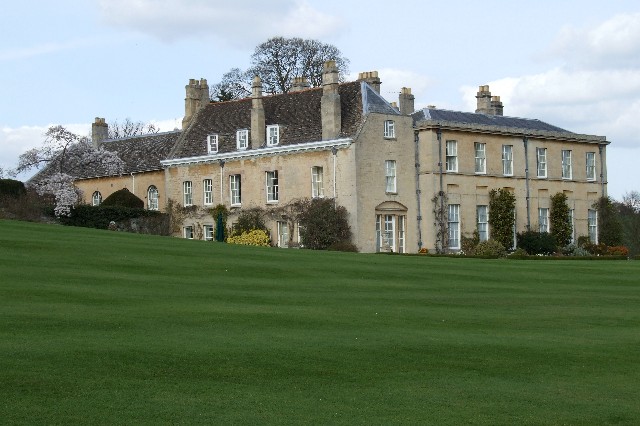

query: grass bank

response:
[1,220,639,424]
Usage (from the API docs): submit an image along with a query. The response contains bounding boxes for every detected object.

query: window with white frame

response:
[311,166,324,198]
[203,179,213,205]
[397,215,406,254]
[474,142,486,174]
[536,147,547,178]
[267,125,279,146]
[207,134,218,154]
[448,204,460,249]
[502,145,513,176]
[147,185,159,210]
[230,175,241,206]
[92,191,102,206]
[538,208,549,233]
[385,160,397,193]
[277,221,289,247]
[236,129,248,150]
[375,214,406,253]
[445,140,458,172]
[184,226,194,239]
[204,225,214,241]
[570,209,575,244]
[266,171,279,203]
[588,209,598,243]
[562,150,572,179]
[586,152,596,181]
[384,120,395,138]
[477,205,489,242]
[183,181,192,206]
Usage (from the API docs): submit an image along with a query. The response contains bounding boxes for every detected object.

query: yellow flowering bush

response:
[226,229,271,247]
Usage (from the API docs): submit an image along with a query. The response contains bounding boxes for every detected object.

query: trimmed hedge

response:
[60,204,169,235]
[0,179,26,198]
[517,231,557,255]
[102,188,144,209]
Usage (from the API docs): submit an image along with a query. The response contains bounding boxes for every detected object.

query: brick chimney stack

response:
[291,76,311,92]
[182,78,209,129]
[398,87,415,115]
[321,61,341,140]
[91,117,108,148]
[357,71,381,94]
[251,76,266,149]
[491,95,504,116]
[475,85,503,115]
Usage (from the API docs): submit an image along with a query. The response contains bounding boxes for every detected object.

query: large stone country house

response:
[74,61,609,252]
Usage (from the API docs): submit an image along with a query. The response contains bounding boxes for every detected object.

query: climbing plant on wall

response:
[489,188,516,250]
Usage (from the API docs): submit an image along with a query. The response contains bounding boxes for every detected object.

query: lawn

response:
[1,219,639,425]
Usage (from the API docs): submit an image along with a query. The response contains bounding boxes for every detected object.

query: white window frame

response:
[92,191,102,206]
[538,208,549,233]
[311,166,324,198]
[445,140,458,172]
[183,181,193,206]
[267,125,279,146]
[502,145,513,176]
[477,205,489,242]
[586,152,596,181]
[536,147,547,178]
[448,204,460,249]
[207,134,218,154]
[562,150,572,180]
[230,175,241,206]
[204,225,214,241]
[588,209,598,243]
[385,160,397,193]
[277,221,289,248]
[474,142,486,174]
[236,129,248,150]
[184,226,194,239]
[203,179,213,205]
[384,120,395,138]
[266,170,279,203]
[147,185,159,211]
[398,215,406,254]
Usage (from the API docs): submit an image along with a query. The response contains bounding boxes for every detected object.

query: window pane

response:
[448,204,460,249]
[475,143,486,173]
[446,141,457,172]
[385,160,396,192]
[477,205,488,242]
[502,145,513,175]
[312,167,324,198]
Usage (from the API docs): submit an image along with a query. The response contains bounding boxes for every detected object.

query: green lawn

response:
[1,219,639,425]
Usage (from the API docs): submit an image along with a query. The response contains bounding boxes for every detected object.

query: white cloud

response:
[551,13,640,68]
[0,38,102,62]
[97,0,345,46]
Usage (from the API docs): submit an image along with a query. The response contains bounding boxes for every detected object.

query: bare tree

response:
[108,118,159,140]
[15,125,124,216]
[210,68,251,102]
[210,37,349,100]
[622,190,640,214]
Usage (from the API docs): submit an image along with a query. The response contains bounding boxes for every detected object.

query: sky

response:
[1,0,639,200]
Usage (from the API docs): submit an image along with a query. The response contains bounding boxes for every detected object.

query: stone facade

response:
[76,66,608,253]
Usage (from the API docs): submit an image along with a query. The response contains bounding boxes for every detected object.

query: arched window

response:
[147,185,159,210]
[92,191,102,206]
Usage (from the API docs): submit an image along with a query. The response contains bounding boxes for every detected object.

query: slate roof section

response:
[412,108,571,133]
[170,81,370,160]
[97,130,181,176]
[31,130,181,183]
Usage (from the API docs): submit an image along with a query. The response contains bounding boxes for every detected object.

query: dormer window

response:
[384,120,395,138]
[267,125,279,146]
[207,134,218,154]
[236,129,248,150]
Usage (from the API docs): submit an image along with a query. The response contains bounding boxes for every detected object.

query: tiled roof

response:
[31,130,181,182]
[97,130,180,176]
[412,108,571,133]
[170,81,373,159]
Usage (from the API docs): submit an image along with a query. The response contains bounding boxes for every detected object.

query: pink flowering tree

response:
[14,125,124,216]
